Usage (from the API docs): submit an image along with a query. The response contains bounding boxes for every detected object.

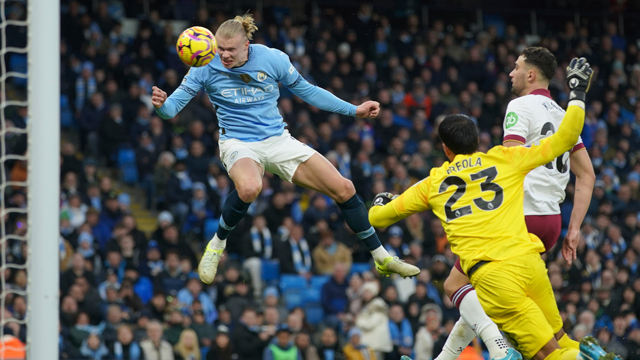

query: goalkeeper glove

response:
[566,57,593,103]
[373,192,398,206]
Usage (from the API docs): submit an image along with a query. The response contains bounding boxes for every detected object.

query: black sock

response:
[216,190,251,240]
[337,194,382,252]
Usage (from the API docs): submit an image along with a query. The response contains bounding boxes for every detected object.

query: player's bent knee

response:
[333,179,356,203]
[236,180,262,202]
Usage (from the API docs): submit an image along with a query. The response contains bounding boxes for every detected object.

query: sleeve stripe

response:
[571,143,586,153]
[503,135,526,144]
[178,84,198,97]
[284,74,303,88]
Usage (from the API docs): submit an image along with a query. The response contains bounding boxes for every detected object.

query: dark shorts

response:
[453,214,562,274]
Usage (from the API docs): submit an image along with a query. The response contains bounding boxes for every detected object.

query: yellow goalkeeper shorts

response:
[469,252,564,359]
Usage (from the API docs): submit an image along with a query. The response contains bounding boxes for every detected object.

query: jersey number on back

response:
[541,122,569,173]
[439,166,504,222]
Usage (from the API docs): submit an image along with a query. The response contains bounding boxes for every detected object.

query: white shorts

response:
[219,130,317,182]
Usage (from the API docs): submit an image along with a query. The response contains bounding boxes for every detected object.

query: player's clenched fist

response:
[152,86,168,108]
[356,100,380,119]
[566,57,593,103]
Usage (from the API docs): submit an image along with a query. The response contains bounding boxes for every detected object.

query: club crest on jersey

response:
[505,112,519,129]
[257,71,267,82]
[239,74,251,83]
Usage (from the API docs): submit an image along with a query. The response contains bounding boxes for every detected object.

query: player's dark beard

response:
[511,76,525,97]
[511,82,523,97]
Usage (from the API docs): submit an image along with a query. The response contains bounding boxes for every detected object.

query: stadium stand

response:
[2,0,640,359]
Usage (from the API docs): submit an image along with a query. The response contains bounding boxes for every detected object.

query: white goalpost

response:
[26,0,60,357]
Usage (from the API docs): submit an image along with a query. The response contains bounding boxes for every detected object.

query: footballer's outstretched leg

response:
[293,154,420,278]
[199,158,262,284]
[442,265,510,360]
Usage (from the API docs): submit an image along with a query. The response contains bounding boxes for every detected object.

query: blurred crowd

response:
[3,0,640,359]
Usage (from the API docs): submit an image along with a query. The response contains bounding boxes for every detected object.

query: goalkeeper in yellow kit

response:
[372,58,616,360]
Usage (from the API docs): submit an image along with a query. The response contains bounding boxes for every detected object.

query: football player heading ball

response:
[152,14,420,287]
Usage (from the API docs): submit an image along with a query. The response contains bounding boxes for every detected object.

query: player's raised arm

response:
[506,57,592,173]
[368,179,431,228]
[270,49,362,117]
[154,68,204,119]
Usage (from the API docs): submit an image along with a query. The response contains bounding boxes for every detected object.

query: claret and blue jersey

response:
[156,44,357,142]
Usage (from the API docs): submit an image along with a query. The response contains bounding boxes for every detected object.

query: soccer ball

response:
[176,26,217,67]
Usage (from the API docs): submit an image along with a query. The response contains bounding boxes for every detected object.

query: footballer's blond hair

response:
[216,13,258,40]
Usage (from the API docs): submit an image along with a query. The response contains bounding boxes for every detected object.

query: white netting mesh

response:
[0,0,29,357]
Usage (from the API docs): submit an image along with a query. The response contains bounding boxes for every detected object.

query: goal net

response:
[1,0,60,358]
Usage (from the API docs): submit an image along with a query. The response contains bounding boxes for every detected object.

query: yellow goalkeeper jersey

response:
[369,105,585,274]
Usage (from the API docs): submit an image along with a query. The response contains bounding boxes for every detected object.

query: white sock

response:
[371,246,391,263]
[459,290,508,359]
[208,234,226,250]
[436,318,476,360]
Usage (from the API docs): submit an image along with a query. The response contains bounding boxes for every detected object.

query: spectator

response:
[224,276,257,321]
[242,215,277,298]
[191,309,216,348]
[312,231,352,275]
[321,263,349,329]
[295,331,320,360]
[355,282,392,357]
[185,141,210,183]
[264,306,281,328]
[140,320,174,360]
[61,253,96,294]
[264,287,287,320]
[159,225,197,265]
[343,327,375,360]
[164,309,187,346]
[384,226,410,259]
[177,275,217,324]
[231,308,273,360]
[173,328,201,360]
[123,266,153,305]
[263,325,302,360]
[152,211,174,244]
[139,240,164,278]
[387,304,413,359]
[155,250,188,296]
[279,224,313,276]
[206,326,236,360]
[184,182,215,237]
[80,332,110,360]
[109,324,141,360]
[413,304,443,360]
[99,104,129,166]
[166,161,193,226]
[317,327,344,360]
[80,93,109,158]
[154,152,177,210]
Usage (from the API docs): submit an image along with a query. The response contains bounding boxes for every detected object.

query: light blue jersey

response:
[156,44,357,142]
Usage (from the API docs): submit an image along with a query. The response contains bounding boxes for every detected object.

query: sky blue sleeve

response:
[270,48,357,117]
[154,68,204,119]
